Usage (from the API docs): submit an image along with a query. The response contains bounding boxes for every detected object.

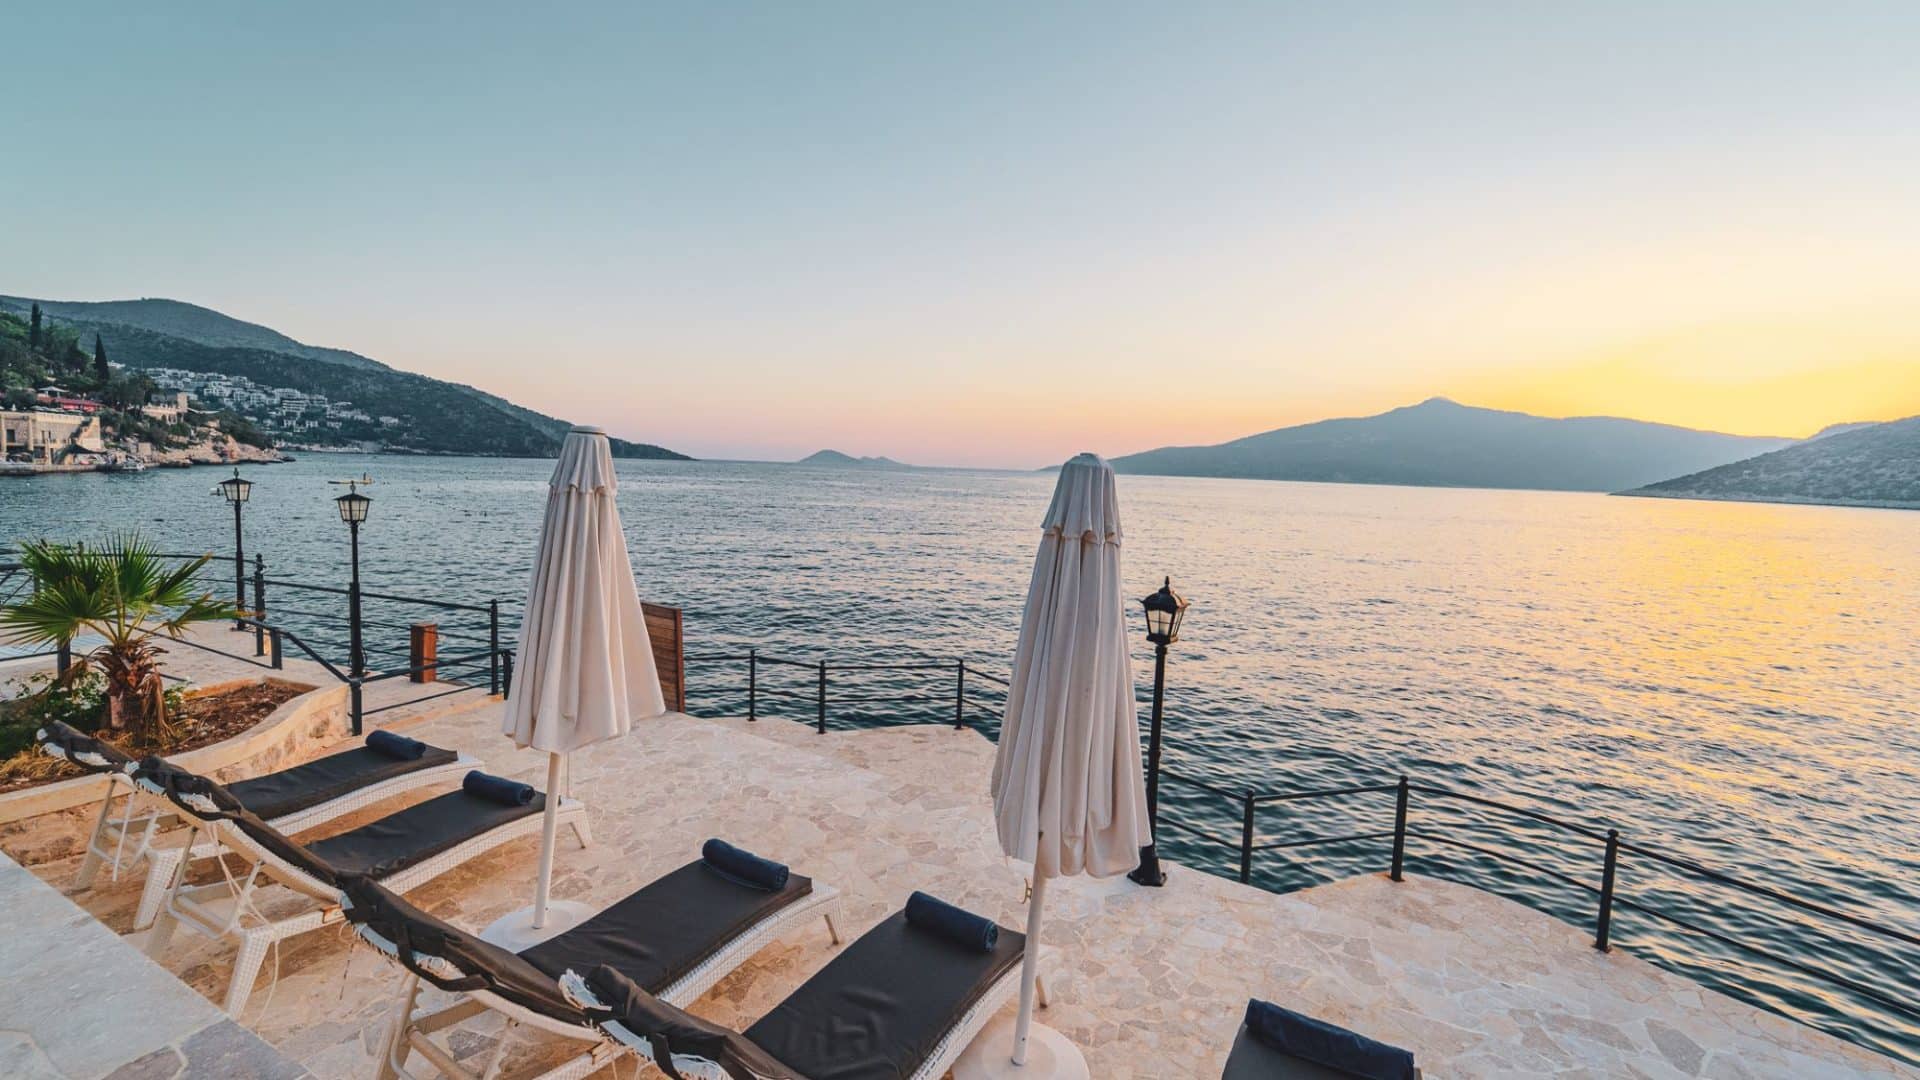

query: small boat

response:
[99,454,149,473]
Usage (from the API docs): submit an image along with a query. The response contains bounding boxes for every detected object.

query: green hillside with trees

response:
[0,296,687,460]
[0,304,263,450]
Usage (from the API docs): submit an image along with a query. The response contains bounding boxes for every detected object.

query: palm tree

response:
[1,536,236,737]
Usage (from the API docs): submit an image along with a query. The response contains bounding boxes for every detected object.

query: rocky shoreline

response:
[1,436,288,476]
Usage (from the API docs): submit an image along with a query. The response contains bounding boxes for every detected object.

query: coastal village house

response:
[1,409,105,463]
[139,391,191,424]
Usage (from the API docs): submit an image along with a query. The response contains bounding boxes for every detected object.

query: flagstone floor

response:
[11,704,1914,1079]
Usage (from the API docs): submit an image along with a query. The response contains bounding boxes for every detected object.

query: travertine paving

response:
[10,705,1914,1079]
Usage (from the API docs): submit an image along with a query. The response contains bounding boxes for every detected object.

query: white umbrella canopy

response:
[990,452,1148,878]
[488,427,665,946]
[968,452,1148,1077]
[502,427,665,752]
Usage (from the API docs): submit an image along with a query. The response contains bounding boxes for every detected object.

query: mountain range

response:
[1110,398,1794,493]
[1626,416,1919,509]
[0,296,687,460]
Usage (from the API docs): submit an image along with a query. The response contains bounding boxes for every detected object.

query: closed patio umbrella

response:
[485,426,665,947]
[961,453,1149,1078]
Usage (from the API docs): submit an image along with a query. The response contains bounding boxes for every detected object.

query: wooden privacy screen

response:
[643,601,686,711]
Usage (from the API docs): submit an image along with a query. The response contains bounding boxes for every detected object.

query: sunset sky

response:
[6,3,1917,466]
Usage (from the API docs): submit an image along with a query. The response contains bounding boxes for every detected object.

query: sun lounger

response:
[132,756,589,1016]
[342,841,843,1080]
[1221,999,1420,1080]
[37,721,472,897]
[565,893,1038,1080]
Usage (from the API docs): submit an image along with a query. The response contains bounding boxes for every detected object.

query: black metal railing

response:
[1,549,514,735]
[1148,768,1920,1042]
[683,650,1009,734]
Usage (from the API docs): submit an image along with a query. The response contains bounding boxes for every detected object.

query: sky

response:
[5,3,1918,467]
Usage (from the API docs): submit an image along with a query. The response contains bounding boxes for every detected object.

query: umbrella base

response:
[479,900,595,950]
[953,1016,1090,1080]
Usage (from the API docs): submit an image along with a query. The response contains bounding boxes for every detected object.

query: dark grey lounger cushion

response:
[304,788,544,879]
[342,857,819,1028]
[742,909,1025,1080]
[226,743,458,819]
[521,860,814,992]
[1221,1021,1422,1080]
[1223,1024,1360,1079]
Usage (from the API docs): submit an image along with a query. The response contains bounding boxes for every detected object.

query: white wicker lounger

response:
[564,943,1047,1080]
[137,776,590,1016]
[38,726,474,901]
[129,752,478,929]
[355,883,844,1080]
[42,749,168,890]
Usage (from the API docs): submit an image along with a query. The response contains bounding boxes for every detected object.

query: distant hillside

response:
[1626,416,1920,509]
[0,295,687,460]
[1807,421,1880,441]
[0,296,385,371]
[1111,398,1792,492]
[798,449,908,468]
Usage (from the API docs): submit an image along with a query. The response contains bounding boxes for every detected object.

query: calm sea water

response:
[4,454,1917,1061]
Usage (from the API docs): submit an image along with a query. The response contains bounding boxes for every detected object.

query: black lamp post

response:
[216,468,252,629]
[1129,576,1188,887]
[334,482,371,679]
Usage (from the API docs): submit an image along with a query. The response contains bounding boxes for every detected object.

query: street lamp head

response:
[1141,576,1188,646]
[217,468,252,504]
[334,483,371,524]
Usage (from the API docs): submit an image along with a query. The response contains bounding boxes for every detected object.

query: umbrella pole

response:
[532,751,563,930]
[1013,872,1049,1065]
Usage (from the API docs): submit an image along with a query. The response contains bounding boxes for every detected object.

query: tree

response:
[100,371,156,412]
[28,303,41,349]
[93,334,109,383]
[0,536,235,736]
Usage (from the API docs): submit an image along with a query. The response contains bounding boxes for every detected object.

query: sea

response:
[2,453,1916,1062]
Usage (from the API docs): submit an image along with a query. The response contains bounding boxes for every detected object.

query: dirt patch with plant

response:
[0,674,312,793]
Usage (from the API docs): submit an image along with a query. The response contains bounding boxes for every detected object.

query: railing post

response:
[350,678,364,736]
[502,652,514,698]
[1390,775,1410,882]
[748,649,758,721]
[816,660,828,734]
[268,627,283,669]
[954,660,966,730]
[1595,828,1621,952]
[252,555,266,657]
[1239,793,1256,884]
[488,599,501,696]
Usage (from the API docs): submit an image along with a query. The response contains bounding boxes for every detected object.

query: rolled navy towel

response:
[701,838,790,891]
[463,770,535,807]
[904,890,998,953]
[366,730,427,761]
[1244,999,1416,1080]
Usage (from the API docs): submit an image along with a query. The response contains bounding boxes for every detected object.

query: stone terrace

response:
[5,697,1915,1078]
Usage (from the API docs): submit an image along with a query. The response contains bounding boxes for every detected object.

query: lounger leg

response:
[479,1020,516,1080]
[376,972,420,1080]
[136,839,191,930]
[74,780,118,888]
[145,909,179,957]
[1036,972,1051,1009]
[224,926,276,1016]
[824,912,843,946]
[569,813,592,850]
